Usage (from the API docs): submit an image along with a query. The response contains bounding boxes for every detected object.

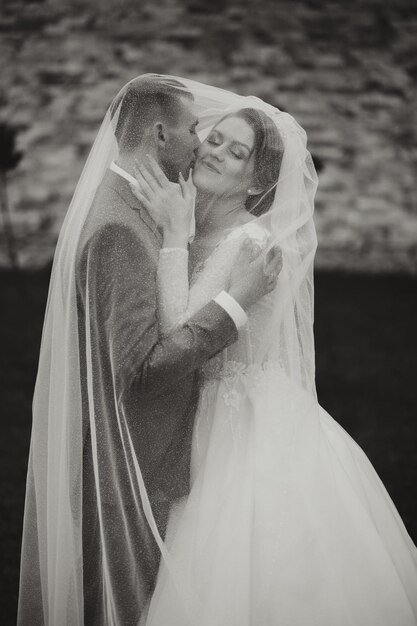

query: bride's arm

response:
[131,158,196,334]
[157,247,190,335]
[157,236,247,335]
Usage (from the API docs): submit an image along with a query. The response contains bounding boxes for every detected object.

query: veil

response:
[17,75,318,625]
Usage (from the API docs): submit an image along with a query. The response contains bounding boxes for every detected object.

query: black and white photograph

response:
[1,0,417,624]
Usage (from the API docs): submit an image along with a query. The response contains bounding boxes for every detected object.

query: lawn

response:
[1,268,416,622]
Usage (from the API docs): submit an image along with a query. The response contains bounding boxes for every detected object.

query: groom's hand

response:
[228,241,283,311]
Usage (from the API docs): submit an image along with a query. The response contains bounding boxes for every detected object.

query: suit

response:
[75,169,237,623]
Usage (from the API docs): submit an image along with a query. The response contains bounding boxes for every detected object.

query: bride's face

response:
[192,116,256,198]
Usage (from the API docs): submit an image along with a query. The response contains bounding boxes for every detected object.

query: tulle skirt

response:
[145,363,417,625]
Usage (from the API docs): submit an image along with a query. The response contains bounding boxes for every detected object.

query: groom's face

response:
[159,97,200,181]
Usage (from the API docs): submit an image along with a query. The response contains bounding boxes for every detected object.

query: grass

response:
[1,267,416,622]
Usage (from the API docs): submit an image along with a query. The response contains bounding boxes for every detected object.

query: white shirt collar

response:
[110,161,139,188]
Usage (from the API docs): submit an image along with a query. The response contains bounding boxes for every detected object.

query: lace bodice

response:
[157,222,274,384]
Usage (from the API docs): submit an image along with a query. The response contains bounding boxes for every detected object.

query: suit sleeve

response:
[84,222,238,400]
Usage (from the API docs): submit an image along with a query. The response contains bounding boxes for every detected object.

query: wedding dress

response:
[145,221,417,626]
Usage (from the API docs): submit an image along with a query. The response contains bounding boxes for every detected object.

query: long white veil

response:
[17,75,319,625]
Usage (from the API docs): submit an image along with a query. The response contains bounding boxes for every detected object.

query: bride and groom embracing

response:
[18,75,417,625]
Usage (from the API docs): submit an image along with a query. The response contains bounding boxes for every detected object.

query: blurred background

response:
[1,0,416,621]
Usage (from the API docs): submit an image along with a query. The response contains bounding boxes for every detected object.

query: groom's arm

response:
[86,222,238,399]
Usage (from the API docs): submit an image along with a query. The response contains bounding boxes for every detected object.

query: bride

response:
[132,100,417,623]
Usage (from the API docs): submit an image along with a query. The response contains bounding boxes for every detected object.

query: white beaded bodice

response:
[157,222,275,387]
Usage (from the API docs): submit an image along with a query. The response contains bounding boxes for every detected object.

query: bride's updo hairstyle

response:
[222,107,285,217]
[110,75,192,153]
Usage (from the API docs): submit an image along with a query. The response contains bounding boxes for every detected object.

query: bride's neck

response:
[196,194,253,241]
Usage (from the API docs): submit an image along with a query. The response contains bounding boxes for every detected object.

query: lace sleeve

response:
[157,222,270,335]
[157,248,190,335]
[157,240,236,336]
[156,241,231,335]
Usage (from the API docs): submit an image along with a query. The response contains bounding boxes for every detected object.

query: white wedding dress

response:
[145,222,417,626]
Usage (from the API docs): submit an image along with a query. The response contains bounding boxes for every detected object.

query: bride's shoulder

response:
[193,221,270,283]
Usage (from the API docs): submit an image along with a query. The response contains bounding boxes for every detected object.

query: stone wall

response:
[0,0,416,271]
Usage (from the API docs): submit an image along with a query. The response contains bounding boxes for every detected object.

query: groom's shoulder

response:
[79,177,140,247]
[90,175,135,226]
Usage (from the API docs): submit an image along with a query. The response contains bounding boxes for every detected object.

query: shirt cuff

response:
[160,247,189,255]
[214,290,248,329]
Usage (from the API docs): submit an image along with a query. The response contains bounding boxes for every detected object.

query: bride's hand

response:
[228,240,283,310]
[130,156,196,246]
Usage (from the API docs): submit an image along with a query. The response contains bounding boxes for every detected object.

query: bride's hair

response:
[222,108,284,217]
[110,75,192,153]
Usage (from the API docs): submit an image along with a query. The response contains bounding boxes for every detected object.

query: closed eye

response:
[189,121,199,135]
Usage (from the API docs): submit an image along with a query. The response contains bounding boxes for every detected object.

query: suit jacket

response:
[76,170,237,620]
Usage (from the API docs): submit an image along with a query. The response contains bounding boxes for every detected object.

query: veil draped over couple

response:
[18,75,417,625]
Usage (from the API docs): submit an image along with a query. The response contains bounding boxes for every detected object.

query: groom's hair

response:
[110,75,193,153]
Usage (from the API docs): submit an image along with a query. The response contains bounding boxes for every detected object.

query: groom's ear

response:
[154,122,166,146]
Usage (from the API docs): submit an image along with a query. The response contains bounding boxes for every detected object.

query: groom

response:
[77,75,281,624]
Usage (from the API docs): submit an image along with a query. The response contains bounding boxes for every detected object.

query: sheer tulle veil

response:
[17,74,318,625]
